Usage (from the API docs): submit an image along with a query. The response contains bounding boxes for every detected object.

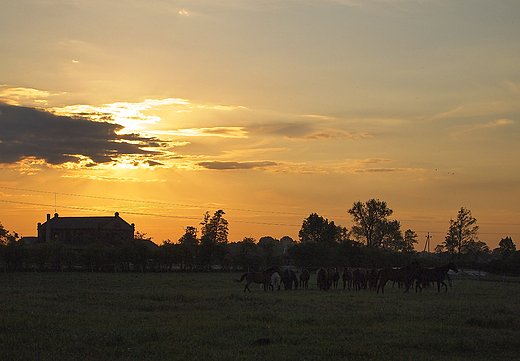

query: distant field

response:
[1,272,519,361]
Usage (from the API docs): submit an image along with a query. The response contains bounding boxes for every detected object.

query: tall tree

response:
[258,236,277,267]
[298,213,344,245]
[402,229,419,253]
[348,199,393,247]
[378,220,405,252]
[178,226,199,270]
[200,210,229,245]
[442,207,479,258]
[498,236,516,259]
[199,210,229,269]
[499,236,516,253]
[238,237,258,271]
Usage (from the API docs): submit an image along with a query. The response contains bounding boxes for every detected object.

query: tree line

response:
[0,199,518,274]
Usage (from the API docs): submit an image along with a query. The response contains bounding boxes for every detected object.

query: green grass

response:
[1,272,519,360]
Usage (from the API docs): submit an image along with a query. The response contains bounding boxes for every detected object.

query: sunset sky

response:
[1,0,519,250]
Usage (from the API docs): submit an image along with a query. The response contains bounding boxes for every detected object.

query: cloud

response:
[484,119,516,127]
[452,118,517,138]
[197,161,278,170]
[357,158,394,165]
[167,127,248,138]
[61,174,165,182]
[0,85,58,106]
[0,103,166,166]
[50,98,191,132]
[351,168,405,173]
[247,122,370,140]
[432,101,518,120]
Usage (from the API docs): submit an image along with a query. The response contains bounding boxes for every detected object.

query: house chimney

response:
[115,212,119,217]
[47,214,51,221]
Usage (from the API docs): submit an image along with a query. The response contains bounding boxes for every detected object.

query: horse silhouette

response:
[235,266,281,292]
[415,262,458,293]
[377,262,420,294]
[299,269,310,289]
[316,268,331,290]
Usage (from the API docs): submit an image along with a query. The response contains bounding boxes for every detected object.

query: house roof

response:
[41,212,133,230]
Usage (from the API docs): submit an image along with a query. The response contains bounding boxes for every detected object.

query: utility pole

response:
[423,232,432,253]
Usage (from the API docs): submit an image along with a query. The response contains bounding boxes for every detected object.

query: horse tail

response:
[235,273,247,282]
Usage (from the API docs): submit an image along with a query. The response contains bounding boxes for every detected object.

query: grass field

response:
[1,272,519,361]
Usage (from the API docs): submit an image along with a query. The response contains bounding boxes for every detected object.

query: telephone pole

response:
[423,232,432,253]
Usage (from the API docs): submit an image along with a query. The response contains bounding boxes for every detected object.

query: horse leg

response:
[416,280,422,292]
[244,282,252,292]
[440,280,448,293]
[377,279,387,294]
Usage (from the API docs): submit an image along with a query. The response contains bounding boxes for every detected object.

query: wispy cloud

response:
[197,161,278,170]
[166,127,248,138]
[61,174,165,182]
[432,101,518,120]
[0,85,59,106]
[452,118,517,137]
[247,122,371,140]
[351,168,405,173]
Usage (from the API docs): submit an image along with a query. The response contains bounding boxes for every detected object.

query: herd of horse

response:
[234,262,458,294]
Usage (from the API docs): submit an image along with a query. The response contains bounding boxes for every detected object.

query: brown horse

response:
[342,267,354,290]
[330,268,340,290]
[235,266,281,292]
[415,262,458,293]
[377,262,420,294]
[316,268,331,290]
[281,269,299,290]
[299,269,310,289]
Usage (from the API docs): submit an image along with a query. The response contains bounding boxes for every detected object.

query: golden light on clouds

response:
[49,98,191,132]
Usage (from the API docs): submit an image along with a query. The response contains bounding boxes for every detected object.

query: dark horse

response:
[415,261,458,293]
[316,268,331,290]
[377,262,420,294]
[282,269,299,290]
[299,269,310,289]
[235,266,281,292]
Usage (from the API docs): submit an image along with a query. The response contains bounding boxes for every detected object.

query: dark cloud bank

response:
[0,103,164,166]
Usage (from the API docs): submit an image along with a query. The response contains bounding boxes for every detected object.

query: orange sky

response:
[1,1,519,250]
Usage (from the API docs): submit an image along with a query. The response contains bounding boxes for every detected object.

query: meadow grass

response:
[1,272,519,361]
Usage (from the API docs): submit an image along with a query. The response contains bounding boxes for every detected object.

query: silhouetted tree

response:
[348,199,393,247]
[442,207,479,258]
[383,228,417,253]
[299,213,344,245]
[258,236,277,268]
[178,226,198,270]
[237,237,261,271]
[199,210,229,270]
[0,222,18,245]
[292,214,346,267]
[159,239,181,271]
[2,238,25,271]
[377,220,403,251]
[498,236,516,259]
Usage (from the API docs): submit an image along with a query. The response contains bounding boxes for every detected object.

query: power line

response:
[0,199,301,227]
[2,186,520,233]
[0,186,329,218]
